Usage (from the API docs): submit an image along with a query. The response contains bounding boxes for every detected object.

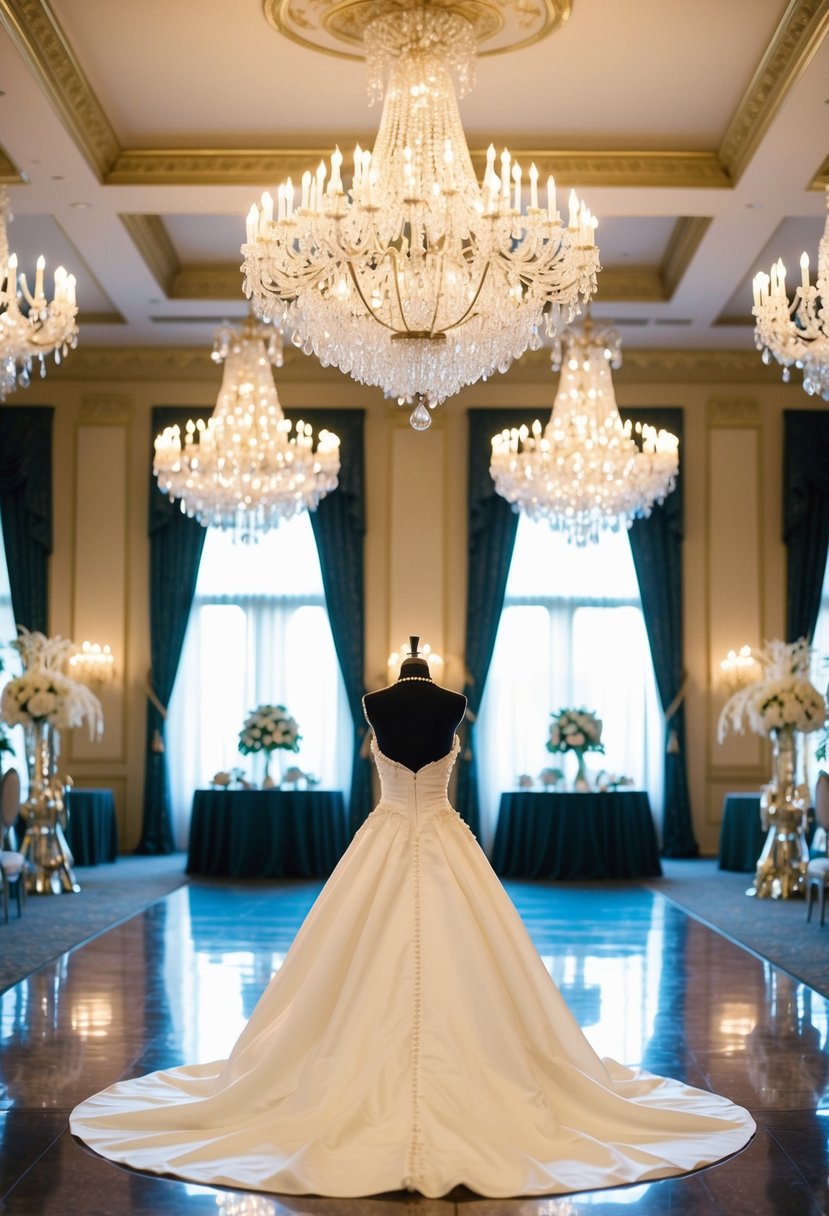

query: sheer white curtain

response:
[167,514,351,849]
[476,518,663,851]
[807,556,829,787]
[0,543,27,792]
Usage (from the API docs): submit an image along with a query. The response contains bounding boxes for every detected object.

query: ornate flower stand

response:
[19,722,80,895]
[750,726,809,900]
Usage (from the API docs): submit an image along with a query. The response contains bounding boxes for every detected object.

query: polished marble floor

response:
[1,877,828,1215]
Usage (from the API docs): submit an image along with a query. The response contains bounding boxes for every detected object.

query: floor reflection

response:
[1,876,829,1213]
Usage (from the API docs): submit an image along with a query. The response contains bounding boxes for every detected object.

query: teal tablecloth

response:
[717,793,765,872]
[491,790,662,879]
[65,788,118,865]
[186,789,348,878]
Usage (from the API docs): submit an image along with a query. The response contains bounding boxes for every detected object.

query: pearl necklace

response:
[397,676,433,684]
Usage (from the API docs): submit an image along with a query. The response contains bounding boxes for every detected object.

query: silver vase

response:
[19,719,80,894]
[750,725,809,900]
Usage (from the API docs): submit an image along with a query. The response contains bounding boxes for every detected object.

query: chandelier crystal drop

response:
[752,187,829,400]
[0,187,78,400]
[153,318,340,542]
[242,4,600,425]
[489,320,679,546]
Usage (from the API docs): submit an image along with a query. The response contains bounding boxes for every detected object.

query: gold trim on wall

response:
[703,396,766,831]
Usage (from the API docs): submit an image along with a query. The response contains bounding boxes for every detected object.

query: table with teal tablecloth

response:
[717,793,765,872]
[186,789,348,879]
[65,788,119,865]
[491,790,662,879]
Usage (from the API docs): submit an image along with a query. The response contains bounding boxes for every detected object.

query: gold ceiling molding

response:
[0,0,119,180]
[107,147,730,189]
[596,268,664,303]
[662,217,712,300]
[2,0,818,199]
[263,0,570,59]
[719,0,829,185]
[44,343,790,386]
[171,268,246,300]
[119,214,179,294]
[0,145,21,181]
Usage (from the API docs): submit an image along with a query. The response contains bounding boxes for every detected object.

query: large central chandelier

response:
[490,319,679,545]
[0,187,78,401]
[153,318,340,542]
[242,4,600,429]
[752,187,829,400]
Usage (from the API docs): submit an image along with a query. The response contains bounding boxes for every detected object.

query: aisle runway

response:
[0,877,826,1214]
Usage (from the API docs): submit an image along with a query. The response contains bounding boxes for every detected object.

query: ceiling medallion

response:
[263,0,571,59]
[245,0,597,427]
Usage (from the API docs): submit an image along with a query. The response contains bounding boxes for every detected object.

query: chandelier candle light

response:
[0,187,78,401]
[490,319,679,545]
[752,187,829,401]
[153,317,340,541]
[242,4,600,429]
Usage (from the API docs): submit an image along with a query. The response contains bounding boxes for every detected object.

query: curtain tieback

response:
[664,672,688,722]
[664,672,688,756]
[145,673,168,754]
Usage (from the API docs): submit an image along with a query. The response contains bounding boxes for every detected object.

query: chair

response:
[806,771,829,924]
[0,768,26,921]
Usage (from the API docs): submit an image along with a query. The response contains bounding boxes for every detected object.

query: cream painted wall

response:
[9,354,821,855]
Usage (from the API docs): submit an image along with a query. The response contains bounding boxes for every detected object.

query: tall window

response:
[477,518,663,850]
[167,514,351,849]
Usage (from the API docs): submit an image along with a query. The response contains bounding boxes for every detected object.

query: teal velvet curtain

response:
[783,410,829,643]
[621,406,698,858]
[137,405,212,854]
[301,409,371,836]
[0,406,53,633]
[458,409,537,837]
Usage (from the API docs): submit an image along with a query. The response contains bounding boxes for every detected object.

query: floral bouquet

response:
[546,708,605,755]
[717,638,826,742]
[0,626,103,739]
[238,704,301,756]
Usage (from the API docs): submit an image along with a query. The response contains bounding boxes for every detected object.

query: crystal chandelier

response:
[67,640,115,686]
[153,317,340,541]
[489,319,679,545]
[242,4,600,429]
[0,187,78,400]
[752,187,829,400]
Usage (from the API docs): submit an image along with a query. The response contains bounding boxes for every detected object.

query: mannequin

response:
[363,636,466,772]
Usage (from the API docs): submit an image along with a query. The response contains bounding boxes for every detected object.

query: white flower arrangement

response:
[717,638,827,742]
[238,703,301,756]
[0,626,103,738]
[546,708,605,755]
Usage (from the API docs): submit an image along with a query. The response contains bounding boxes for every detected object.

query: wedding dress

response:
[70,733,754,1198]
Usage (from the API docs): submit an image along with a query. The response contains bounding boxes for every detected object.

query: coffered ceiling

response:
[0,0,827,366]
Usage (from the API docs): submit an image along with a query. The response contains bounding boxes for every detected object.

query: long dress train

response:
[70,735,755,1197]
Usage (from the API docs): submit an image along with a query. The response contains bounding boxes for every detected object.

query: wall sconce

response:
[68,641,115,686]
[720,645,756,691]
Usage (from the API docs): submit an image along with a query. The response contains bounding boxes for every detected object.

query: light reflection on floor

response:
[2,877,829,1213]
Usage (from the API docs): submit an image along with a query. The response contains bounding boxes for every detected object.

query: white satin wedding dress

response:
[70,733,754,1198]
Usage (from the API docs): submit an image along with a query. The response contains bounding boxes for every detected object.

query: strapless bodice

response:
[370,734,460,820]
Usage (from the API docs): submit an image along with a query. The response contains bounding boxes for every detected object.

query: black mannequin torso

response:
[363,673,467,773]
